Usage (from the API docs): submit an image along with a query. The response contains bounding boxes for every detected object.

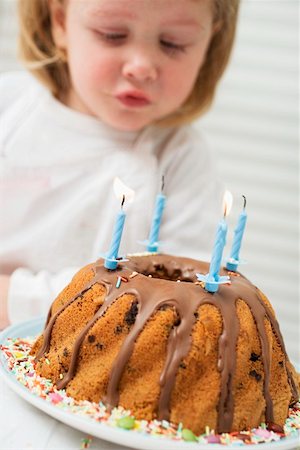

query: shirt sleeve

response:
[158,125,224,261]
[7,266,79,324]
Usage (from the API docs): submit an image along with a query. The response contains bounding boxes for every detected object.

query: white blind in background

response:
[0,0,20,71]
[0,0,299,363]
[200,1,299,363]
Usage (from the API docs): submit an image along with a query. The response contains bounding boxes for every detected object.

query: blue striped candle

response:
[147,193,166,252]
[226,196,247,272]
[104,196,126,270]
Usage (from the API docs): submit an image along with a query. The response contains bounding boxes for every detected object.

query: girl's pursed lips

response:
[116,90,151,107]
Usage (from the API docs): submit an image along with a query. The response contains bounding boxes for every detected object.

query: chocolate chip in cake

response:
[60,363,68,372]
[249,369,262,381]
[174,317,181,327]
[115,324,123,334]
[278,361,284,367]
[125,302,139,326]
[180,362,187,369]
[194,312,199,319]
[88,335,96,343]
[250,352,260,362]
[96,342,104,350]
[63,348,69,357]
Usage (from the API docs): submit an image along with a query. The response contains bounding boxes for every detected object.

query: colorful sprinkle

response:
[116,277,122,288]
[129,271,138,279]
[206,434,221,443]
[182,428,198,442]
[117,416,136,430]
[81,436,92,449]
[49,392,64,404]
[0,337,299,446]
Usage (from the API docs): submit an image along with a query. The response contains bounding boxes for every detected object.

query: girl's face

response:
[51,0,214,131]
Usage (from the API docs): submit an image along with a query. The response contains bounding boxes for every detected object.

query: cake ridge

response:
[36,279,96,359]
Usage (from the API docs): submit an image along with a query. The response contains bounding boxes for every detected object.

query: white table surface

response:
[0,375,133,450]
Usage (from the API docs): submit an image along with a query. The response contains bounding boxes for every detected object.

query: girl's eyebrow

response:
[85,6,137,20]
[162,19,203,30]
[86,13,203,34]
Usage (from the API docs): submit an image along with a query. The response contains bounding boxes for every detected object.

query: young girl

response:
[0,0,239,329]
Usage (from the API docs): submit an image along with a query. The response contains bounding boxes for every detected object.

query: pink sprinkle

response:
[255,428,272,438]
[207,435,221,443]
[49,392,63,404]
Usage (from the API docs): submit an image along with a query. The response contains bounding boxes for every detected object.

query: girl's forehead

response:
[69,0,209,13]
[70,0,213,26]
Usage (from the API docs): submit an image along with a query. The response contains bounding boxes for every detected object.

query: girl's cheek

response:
[69,45,103,79]
[91,54,120,79]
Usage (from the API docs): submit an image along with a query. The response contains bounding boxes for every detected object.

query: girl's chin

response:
[102,116,153,132]
[110,122,148,132]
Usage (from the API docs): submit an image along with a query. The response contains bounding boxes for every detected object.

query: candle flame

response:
[223,190,233,217]
[113,177,135,204]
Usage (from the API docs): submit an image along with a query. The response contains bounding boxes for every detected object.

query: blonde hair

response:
[17,0,239,127]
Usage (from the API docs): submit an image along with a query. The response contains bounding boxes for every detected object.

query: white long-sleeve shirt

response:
[0,71,223,324]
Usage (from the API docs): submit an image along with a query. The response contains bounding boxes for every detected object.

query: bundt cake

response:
[31,254,299,435]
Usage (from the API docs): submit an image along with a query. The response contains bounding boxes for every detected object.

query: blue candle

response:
[208,218,228,281]
[226,196,247,272]
[104,195,126,270]
[147,193,166,252]
[144,175,166,253]
[197,191,232,293]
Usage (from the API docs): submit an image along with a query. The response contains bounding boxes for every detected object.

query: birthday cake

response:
[31,253,300,435]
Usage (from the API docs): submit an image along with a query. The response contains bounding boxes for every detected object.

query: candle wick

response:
[223,204,228,218]
[161,175,165,193]
[121,195,125,209]
[242,195,247,209]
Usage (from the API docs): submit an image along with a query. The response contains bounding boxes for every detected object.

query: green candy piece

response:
[182,428,198,442]
[117,416,135,430]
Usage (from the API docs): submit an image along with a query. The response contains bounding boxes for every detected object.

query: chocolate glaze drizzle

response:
[35,254,298,433]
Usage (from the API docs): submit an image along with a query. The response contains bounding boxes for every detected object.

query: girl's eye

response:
[160,40,186,55]
[97,32,127,43]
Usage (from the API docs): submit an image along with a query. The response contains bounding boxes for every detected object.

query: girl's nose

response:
[122,52,158,82]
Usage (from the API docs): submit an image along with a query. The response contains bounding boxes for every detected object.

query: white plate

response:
[0,318,299,450]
